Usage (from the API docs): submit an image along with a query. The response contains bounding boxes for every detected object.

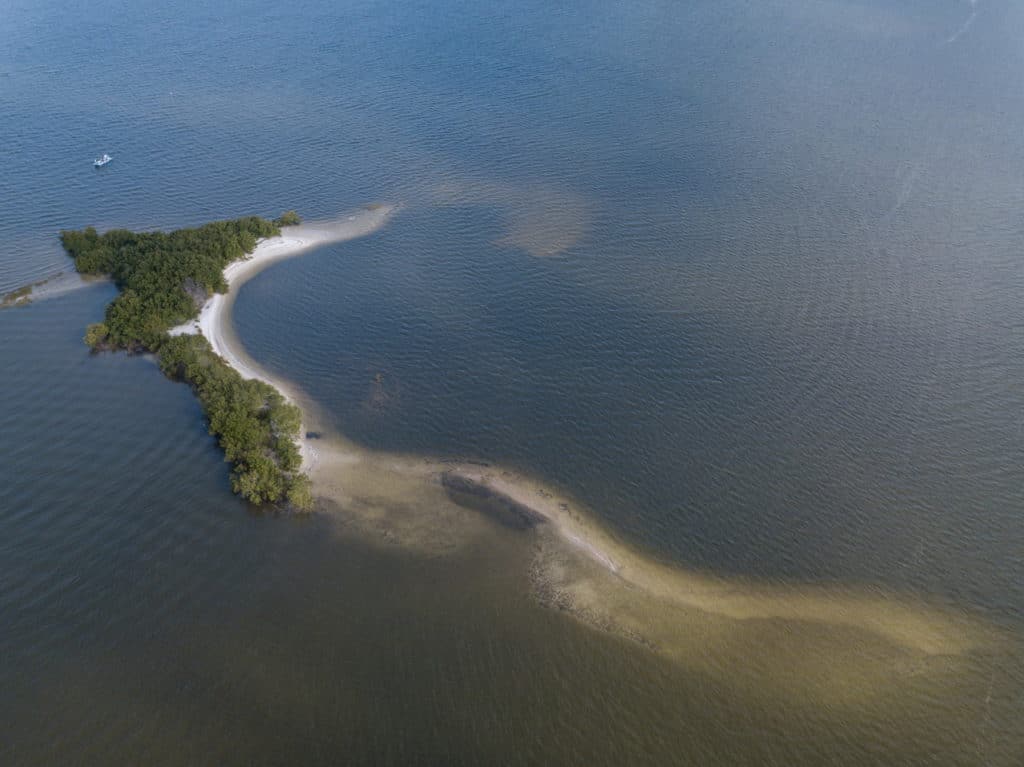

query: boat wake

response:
[946,0,979,44]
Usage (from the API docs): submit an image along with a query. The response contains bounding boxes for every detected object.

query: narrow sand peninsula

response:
[2,271,111,308]
[437,465,993,655]
[172,203,1002,702]
[170,205,395,467]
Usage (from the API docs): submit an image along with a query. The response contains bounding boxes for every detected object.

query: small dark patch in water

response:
[362,370,401,413]
[441,472,547,531]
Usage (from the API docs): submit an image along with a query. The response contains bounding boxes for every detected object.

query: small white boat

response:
[93,154,112,167]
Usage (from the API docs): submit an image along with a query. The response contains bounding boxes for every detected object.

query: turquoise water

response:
[2,0,1024,763]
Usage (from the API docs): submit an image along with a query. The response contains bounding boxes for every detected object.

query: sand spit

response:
[309,439,999,659]
[427,464,1014,710]
[1,271,111,308]
[431,465,995,655]
[302,441,1006,708]
[171,202,1002,704]
[169,205,395,466]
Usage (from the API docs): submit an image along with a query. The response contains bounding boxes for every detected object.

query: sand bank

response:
[433,464,996,656]
[2,271,111,308]
[170,202,1002,700]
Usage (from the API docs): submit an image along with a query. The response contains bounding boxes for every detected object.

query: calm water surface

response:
[2,0,1023,763]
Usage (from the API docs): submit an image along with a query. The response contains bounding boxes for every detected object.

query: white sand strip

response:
[169,205,396,469]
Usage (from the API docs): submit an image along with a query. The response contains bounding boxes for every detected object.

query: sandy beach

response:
[169,205,395,469]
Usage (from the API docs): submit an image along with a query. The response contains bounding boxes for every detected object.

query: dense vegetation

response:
[61,216,280,350]
[60,216,313,510]
[160,334,312,508]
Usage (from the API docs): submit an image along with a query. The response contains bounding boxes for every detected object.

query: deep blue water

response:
[2,0,1024,763]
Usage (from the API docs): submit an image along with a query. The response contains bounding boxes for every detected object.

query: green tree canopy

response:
[62,217,280,350]
[63,216,313,511]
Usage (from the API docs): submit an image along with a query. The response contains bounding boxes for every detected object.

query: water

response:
[2,0,1023,763]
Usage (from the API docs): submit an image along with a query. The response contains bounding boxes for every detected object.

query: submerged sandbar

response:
[143,200,1005,711]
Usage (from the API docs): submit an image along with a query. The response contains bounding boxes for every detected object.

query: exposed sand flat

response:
[169,202,1002,701]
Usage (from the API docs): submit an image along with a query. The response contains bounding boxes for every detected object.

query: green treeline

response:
[160,334,312,509]
[60,216,313,511]
[61,216,280,350]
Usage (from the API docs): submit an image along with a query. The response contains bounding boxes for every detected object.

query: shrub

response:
[274,210,302,227]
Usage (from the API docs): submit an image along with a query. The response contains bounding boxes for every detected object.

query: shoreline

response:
[169,205,396,470]
[169,203,631,580]
[170,203,1000,673]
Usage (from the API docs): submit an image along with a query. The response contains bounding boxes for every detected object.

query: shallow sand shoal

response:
[171,202,1002,679]
[2,271,112,308]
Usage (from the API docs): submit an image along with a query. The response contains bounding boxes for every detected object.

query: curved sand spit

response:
[170,205,396,468]
[171,204,1005,703]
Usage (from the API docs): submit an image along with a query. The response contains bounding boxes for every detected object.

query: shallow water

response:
[2,0,1024,763]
